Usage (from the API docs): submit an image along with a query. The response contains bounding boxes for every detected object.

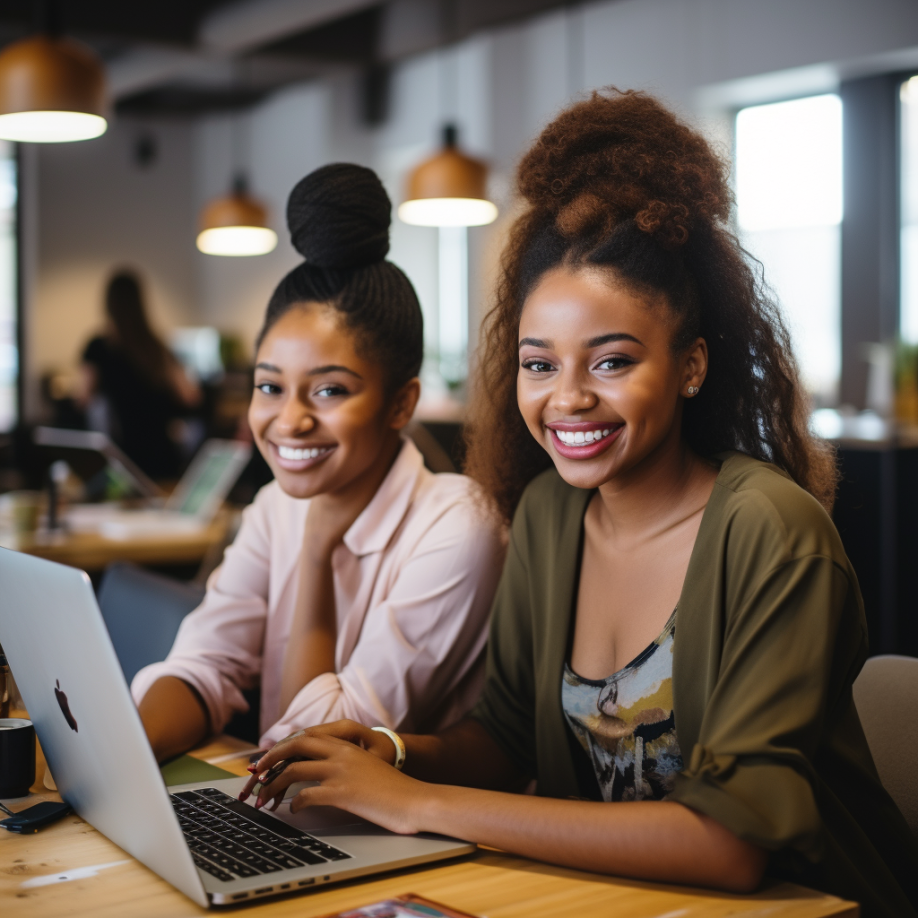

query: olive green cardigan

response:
[471,452,918,918]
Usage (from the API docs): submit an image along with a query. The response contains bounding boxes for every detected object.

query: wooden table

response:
[0,735,858,917]
[0,515,229,572]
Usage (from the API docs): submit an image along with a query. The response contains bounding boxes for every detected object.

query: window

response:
[437,226,468,386]
[900,77,918,343]
[0,141,16,432]
[735,94,843,405]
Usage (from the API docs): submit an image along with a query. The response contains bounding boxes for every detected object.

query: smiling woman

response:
[239,92,918,918]
[131,163,505,761]
[515,272,708,493]
[249,305,406,503]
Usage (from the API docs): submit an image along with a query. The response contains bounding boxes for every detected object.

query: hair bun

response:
[518,88,731,248]
[287,163,391,268]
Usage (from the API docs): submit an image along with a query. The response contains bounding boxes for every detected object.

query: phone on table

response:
[0,801,72,833]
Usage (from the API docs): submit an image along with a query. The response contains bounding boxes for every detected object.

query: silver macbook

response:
[0,548,474,907]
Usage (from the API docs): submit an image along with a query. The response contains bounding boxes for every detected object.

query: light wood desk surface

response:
[0,515,228,572]
[0,735,858,918]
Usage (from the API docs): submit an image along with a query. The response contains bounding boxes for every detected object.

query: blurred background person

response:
[79,270,201,481]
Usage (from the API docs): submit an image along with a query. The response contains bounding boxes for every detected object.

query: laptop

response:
[0,548,474,907]
[33,426,164,499]
[36,431,252,540]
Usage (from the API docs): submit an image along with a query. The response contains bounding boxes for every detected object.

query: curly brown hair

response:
[463,88,837,523]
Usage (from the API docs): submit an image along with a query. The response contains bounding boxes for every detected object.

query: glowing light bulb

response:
[0,110,106,143]
[398,197,498,227]
[196,226,278,257]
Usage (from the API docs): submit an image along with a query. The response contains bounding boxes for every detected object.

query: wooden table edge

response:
[0,732,860,917]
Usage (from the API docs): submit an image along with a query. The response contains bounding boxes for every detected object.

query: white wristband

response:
[371,726,406,771]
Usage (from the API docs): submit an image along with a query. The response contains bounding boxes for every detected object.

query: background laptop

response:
[35,430,252,540]
[0,548,473,907]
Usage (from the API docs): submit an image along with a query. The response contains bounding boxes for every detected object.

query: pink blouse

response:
[131,439,504,747]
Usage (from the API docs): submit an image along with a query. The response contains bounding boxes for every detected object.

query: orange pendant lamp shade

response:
[398,125,498,227]
[0,35,107,143]
[196,176,278,257]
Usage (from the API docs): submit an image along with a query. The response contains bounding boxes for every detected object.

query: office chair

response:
[97,562,205,686]
[852,654,918,838]
[97,561,261,744]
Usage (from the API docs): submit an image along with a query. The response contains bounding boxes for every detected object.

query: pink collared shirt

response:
[131,439,504,747]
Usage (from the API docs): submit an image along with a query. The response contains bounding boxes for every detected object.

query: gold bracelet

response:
[370,726,406,771]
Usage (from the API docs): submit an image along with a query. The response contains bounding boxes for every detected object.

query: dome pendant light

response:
[0,1,107,144]
[398,124,498,227]
[197,174,278,257]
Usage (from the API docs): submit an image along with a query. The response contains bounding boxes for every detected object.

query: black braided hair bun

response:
[286,163,391,269]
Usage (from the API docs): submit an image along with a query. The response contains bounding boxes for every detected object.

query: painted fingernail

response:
[238,790,250,801]
[246,764,257,773]
[254,797,264,809]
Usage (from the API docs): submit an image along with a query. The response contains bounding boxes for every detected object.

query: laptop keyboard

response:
[170,787,351,883]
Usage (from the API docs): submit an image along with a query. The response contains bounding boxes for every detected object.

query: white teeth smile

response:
[277,445,332,461]
[553,428,616,446]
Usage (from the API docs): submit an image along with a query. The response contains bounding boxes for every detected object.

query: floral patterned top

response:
[562,610,682,802]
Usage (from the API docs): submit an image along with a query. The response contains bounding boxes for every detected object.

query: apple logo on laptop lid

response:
[55,680,78,732]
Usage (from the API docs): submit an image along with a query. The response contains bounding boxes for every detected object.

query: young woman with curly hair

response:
[240,92,918,916]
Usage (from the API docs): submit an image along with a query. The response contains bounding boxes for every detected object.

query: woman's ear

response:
[682,338,709,395]
[388,377,421,431]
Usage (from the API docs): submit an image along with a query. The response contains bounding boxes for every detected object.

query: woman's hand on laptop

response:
[237,722,424,835]
[248,720,400,777]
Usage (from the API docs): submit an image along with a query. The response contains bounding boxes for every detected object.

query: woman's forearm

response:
[418,786,766,893]
[138,676,209,762]
[244,725,764,893]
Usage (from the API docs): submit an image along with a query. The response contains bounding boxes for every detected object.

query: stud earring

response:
[687,386,698,395]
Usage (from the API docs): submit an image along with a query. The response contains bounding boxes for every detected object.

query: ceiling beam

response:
[108,46,213,100]
[107,0,378,102]
[200,0,378,55]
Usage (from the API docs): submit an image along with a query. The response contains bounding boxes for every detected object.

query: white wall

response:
[185,0,918,357]
[24,0,918,416]
[29,118,198,402]
[192,43,496,362]
[582,0,918,111]
[193,82,332,354]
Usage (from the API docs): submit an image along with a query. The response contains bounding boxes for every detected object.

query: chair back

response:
[97,562,261,744]
[852,654,918,838]
[97,562,205,686]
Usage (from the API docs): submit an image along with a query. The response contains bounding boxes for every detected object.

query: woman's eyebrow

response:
[308,364,363,379]
[518,333,645,349]
[254,362,363,379]
[586,332,644,348]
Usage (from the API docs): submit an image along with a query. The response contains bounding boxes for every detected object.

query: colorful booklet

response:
[321,893,480,918]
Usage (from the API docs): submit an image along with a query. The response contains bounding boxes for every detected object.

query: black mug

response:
[0,718,36,798]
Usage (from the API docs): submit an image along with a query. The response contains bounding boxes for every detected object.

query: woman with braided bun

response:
[240,93,917,915]
[132,164,504,763]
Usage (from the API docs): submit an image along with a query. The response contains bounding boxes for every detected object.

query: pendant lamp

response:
[0,32,107,143]
[196,175,278,257]
[398,125,498,227]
